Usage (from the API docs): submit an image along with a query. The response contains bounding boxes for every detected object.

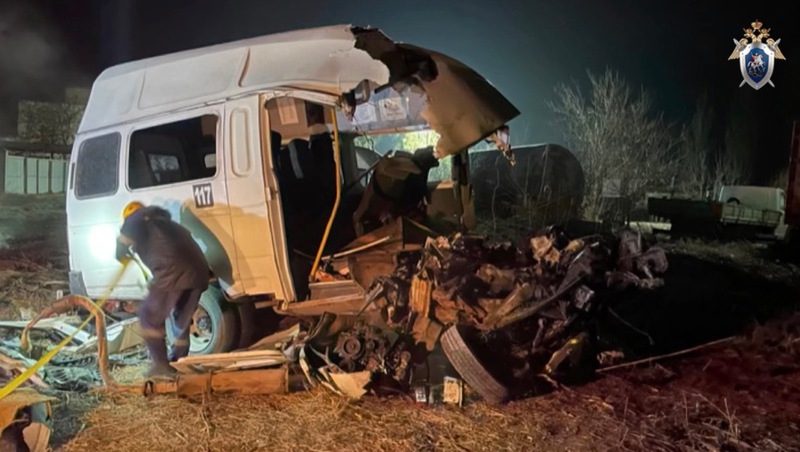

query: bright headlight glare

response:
[89,224,120,262]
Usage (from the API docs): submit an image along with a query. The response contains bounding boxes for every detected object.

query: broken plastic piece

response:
[0,388,54,452]
[442,376,464,406]
[328,371,371,399]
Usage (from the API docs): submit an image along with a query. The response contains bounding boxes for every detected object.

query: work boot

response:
[168,345,189,363]
[169,331,191,362]
[144,336,176,379]
[145,363,177,380]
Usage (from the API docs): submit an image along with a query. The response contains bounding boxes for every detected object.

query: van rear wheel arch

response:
[166,284,239,357]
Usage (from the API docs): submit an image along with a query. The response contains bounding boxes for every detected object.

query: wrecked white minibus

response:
[66,25,519,355]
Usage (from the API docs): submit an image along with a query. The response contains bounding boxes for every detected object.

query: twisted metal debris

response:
[322,227,668,402]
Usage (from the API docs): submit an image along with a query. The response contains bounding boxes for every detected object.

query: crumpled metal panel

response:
[354,27,520,157]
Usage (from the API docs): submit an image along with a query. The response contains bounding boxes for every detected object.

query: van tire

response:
[236,301,258,349]
[167,286,239,356]
[441,325,509,404]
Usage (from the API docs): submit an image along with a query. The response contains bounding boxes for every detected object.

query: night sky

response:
[4,0,800,181]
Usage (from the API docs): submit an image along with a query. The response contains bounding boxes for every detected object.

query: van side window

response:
[128,115,218,189]
[75,133,121,198]
[148,153,181,184]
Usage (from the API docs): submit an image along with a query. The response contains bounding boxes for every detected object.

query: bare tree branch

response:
[549,69,680,220]
[17,100,83,145]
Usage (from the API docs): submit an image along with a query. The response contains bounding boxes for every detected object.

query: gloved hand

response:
[115,239,133,264]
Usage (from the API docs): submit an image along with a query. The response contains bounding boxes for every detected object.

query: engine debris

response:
[309,227,667,403]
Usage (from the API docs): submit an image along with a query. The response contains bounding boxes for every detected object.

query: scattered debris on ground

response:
[0,289,145,450]
[0,387,55,451]
[60,316,800,451]
[0,266,68,321]
[298,227,667,403]
[0,192,798,450]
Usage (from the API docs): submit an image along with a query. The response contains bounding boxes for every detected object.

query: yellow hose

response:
[20,294,116,388]
[0,262,130,399]
[309,112,342,282]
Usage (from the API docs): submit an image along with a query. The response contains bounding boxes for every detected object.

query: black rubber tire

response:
[236,301,258,349]
[440,325,509,404]
[167,286,239,356]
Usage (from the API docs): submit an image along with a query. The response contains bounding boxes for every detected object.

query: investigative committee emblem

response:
[728,20,786,90]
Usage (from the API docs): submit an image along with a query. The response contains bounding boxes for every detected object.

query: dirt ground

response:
[52,322,800,451]
[0,194,68,319]
[1,195,799,451]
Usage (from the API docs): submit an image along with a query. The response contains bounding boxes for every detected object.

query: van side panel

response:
[224,96,288,300]
[67,130,135,298]
[68,128,171,299]
[68,106,246,300]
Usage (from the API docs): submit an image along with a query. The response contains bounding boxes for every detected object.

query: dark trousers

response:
[139,287,204,366]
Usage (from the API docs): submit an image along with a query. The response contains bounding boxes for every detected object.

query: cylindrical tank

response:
[470,143,584,231]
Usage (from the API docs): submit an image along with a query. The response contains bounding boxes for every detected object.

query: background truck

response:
[647,185,785,239]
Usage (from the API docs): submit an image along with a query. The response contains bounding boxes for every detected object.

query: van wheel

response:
[236,302,258,349]
[441,325,510,404]
[167,286,239,356]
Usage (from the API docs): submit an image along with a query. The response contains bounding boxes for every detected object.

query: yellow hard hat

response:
[122,201,144,219]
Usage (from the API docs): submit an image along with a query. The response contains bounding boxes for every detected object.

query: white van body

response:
[66,25,518,307]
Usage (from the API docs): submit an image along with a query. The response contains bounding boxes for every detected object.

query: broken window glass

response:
[74,133,120,198]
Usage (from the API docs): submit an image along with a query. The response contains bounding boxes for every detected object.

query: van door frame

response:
[258,90,341,303]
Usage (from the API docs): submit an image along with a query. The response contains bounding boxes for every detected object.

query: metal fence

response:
[3,150,68,194]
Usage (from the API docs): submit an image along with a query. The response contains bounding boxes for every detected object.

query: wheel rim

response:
[189,305,214,354]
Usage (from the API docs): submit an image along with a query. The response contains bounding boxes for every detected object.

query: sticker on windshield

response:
[354,103,377,124]
[379,97,407,121]
[192,183,214,208]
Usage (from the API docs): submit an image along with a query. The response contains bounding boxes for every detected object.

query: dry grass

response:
[109,363,149,385]
[50,391,102,447]
[618,389,770,451]
[0,268,68,320]
[60,377,796,452]
[54,335,789,451]
[0,193,68,320]
[59,317,800,452]
[60,388,627,452]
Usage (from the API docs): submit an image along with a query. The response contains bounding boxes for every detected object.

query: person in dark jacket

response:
[116,202,209,378]
[352,146,439,235]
